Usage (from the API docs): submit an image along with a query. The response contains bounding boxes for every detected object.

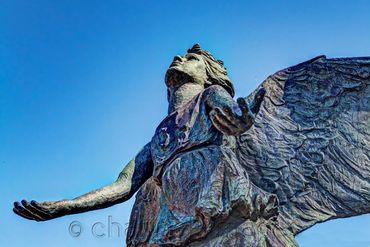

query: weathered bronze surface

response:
[13,44,370,246]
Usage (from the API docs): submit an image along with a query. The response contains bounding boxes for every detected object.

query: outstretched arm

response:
[13,142,154,221]
[205,85,265,136]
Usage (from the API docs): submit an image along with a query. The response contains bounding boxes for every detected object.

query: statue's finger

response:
[219,107,241,129]
[222,106,249,131]
[30,200,47,211]
[13,204,35,220]
[250,88,266,114]
[13,202,37,220]
[237,98,254,127]
[222,106,233,118]
[14,201,45,221]
[210,110,231,131]
[215,108,249,135]
[224,107,252,131]
[22,200,53,219]
[210,110,239,135]
[13,202,35,220]
[214,108,244,135]
[237,98,250,117]
[255,88,266,100]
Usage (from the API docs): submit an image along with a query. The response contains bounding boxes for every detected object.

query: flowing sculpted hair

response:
[188,44,235,97]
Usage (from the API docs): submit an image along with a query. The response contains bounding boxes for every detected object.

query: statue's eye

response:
[188,55,198,61]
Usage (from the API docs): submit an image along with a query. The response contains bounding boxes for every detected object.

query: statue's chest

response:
[150,94,217,177]
[151,113,191,165]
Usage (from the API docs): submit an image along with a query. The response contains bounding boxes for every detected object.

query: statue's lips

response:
[169,61,182,68]
[166,66,182,77]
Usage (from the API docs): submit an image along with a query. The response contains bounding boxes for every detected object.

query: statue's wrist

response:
[50,200,74,216]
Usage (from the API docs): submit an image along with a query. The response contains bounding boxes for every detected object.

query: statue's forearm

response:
[63,142,153,215]
[13,143,153,221]
[31,160,138,217]
[64,183,129,213]
[66,163,135,214]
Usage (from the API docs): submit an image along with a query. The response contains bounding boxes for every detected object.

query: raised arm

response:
[205,85,265,136]
[13,142,154,221]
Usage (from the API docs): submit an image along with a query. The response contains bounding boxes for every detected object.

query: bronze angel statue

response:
[13,44,370,246]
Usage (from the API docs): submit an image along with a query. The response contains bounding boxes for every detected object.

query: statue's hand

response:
[13,200,68,221]
[209,88,265,136]
[209,87,266,136]
[210,97,253,135]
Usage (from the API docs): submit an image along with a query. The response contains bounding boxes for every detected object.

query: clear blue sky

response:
[1,1,369,246]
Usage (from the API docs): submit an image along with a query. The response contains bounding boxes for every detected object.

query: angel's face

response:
[165,53,208,91]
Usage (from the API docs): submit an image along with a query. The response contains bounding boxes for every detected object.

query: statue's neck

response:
[168,83,204,114]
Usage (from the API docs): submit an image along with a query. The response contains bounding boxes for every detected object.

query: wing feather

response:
[238,56,370,234]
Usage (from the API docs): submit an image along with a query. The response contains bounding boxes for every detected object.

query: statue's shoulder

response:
[202,84,231,97]
[200,85,234,109]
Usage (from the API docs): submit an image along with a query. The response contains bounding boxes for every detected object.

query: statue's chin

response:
[165,67,193,88]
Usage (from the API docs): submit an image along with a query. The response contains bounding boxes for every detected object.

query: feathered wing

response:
[238,56,370,235]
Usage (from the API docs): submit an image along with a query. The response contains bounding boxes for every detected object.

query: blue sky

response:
[1,0,369,246]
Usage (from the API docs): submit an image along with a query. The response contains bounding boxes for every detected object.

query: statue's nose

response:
[173,55,183,62]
